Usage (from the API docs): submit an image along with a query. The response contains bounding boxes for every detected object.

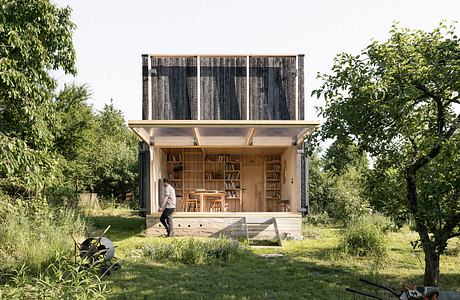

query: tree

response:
[309,142,369,224]
[312,23,460,285]
[87,102,138,200]
[52,84,98,197]
[0,0,76,195]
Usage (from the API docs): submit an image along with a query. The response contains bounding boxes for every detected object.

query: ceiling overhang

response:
[128,120,320,147]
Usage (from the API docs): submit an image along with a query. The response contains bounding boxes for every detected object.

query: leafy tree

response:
[87,102,138,201]
[309,142,369,224]
[312,23,460,285]
[0,0,76,195]
[49,84,98,203]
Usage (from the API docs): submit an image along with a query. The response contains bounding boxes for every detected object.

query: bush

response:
[303,212,334,226]
[0,255,106,299]
[338,216,388,258]
[142,238,247,264]
[0,195,87,272]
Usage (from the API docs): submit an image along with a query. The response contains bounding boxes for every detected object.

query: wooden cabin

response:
[129,54,319,241]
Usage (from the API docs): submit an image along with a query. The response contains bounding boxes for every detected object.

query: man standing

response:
[159,178,176,237]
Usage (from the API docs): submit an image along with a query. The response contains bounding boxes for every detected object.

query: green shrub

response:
[142,238,247,264]
[0,255,106,299]
[444,241,460,257]
[339,216,388,258]
[360,214,394,234]
[302,212,334,226]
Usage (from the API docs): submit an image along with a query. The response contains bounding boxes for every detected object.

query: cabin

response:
[129,54,319,242]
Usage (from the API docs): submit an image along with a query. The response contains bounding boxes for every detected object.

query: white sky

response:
[53,0,459,121]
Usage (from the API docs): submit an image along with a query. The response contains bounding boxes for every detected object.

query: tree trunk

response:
[405,170,440,286]
[422,242,440,286]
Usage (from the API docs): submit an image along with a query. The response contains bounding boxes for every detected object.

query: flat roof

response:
[128,120,319,147]
[144,54,304,58]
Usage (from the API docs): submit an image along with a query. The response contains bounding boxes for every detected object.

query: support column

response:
[296,150,302,213]
[149,145,157,213]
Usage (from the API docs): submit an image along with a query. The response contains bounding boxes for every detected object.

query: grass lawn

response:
[86,212,460,300]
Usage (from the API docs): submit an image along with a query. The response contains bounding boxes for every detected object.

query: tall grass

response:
[0,194,106,299]
[0,195,86,272]
[1,255,105,300]
[338,215,390,259]
[141,238,248,264]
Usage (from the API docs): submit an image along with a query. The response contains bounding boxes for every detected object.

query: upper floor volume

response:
[142,54,305,121]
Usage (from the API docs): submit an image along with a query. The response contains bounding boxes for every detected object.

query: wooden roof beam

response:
[192,127,201,146]
[245,128,255,146]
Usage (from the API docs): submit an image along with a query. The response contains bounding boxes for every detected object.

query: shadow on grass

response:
[86,215,146,241]
[105,254,365,300]
[85,216,460,299]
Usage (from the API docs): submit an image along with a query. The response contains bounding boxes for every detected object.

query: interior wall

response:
[242,155,264,212]
[159,147,291,213]
[151,147,164,212]
[281,147,296,211]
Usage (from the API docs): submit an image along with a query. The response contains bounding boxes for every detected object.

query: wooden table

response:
[195,191,226,212]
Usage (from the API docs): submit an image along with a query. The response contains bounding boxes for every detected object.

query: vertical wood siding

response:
[249,57,297,120]
[145,55,302,121]
[298,55,305,120]
[142,55,149,120]
[150,57,198,120]
[200,57,247,120]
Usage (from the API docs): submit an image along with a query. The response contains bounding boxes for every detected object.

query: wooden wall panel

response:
[150,57,197,120]
[298,55,305,120]
[200,57,247,120]
[249,57,297,120]
[142,55,149,120]
[143,55,303,121]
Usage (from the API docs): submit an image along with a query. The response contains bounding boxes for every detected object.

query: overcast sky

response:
[53,0,459,121]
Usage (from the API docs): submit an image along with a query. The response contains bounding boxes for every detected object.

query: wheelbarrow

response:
[71,225,121,277]
[346,278,439,300]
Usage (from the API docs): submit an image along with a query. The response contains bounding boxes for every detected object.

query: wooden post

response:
[246,55,250,120]
[295,55,299,120]
[298,54,305,121]
[147,55,152,120]
[142,55,149,120]
[295,145,303,213]
[149,145,157,213]
[197,55,201,120]
[304,154,309,213]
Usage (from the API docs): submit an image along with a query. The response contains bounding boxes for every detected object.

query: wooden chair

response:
[208,194,225,212]
[185,192,200,212]
[277,200,290,212]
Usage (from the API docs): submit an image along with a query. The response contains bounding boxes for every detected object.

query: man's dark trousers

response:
[160,208,175,237]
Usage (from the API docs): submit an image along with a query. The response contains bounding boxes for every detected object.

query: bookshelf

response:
[166,150,184,207]
[224,154,241,212]
[164,149,244,212]
[264,155,281,212]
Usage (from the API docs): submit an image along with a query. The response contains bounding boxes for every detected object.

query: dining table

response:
[194,190,226,212]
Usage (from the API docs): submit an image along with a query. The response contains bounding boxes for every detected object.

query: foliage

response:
[0,0,76,196]
[141,238,247,264]
[312,22,460,285]
[0,193,86,272]
[338,216,388,259]
[52,87,139,202]
[88,102,138,200]
[0,255,106,300]
[308,143,369,225]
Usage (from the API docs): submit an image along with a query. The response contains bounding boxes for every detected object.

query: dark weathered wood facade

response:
[138,54,308,215]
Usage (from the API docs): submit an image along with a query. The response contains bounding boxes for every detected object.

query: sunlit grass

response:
[87,212,460,300]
